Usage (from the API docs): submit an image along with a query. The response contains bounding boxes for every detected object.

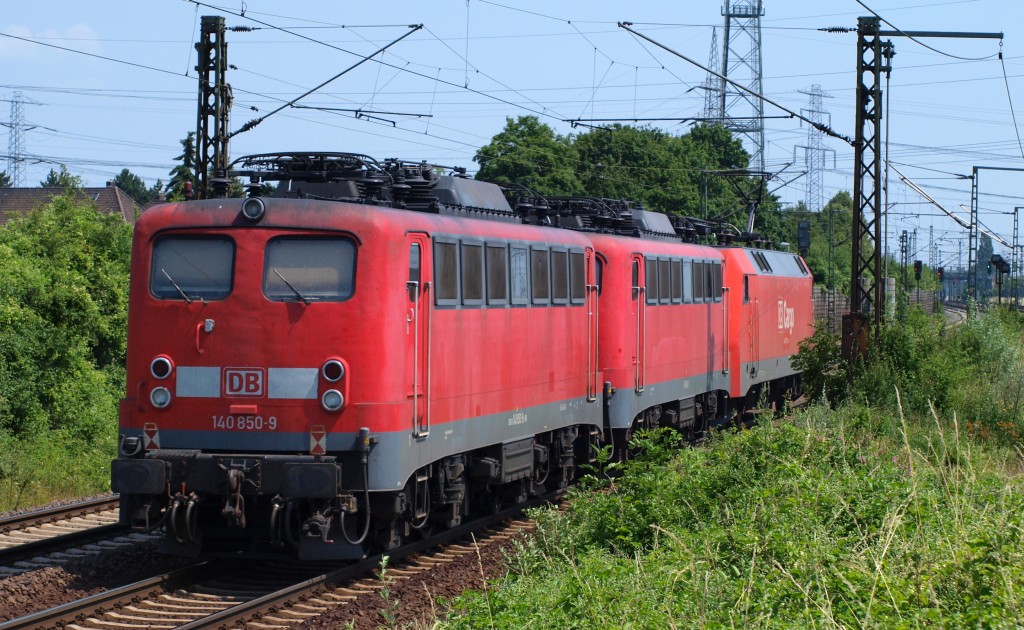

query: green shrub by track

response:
[442,307,1024,628]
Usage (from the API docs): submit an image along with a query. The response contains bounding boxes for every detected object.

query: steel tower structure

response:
[719,0,766,173]
[5,92,28,186]
[795,85,834,213]
[701,27,723,122]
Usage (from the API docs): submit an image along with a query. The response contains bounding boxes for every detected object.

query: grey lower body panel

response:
[740,354,799,396]
[120,394,602,493]
[608,369,729,430]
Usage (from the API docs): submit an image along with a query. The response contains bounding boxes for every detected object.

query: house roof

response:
[0,184,140,225]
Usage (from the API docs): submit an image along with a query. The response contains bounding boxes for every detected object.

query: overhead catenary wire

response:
[617,22,855,146]
[855,0,1002,62]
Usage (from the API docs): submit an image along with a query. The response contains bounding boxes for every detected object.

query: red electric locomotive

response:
[113,154,602,559]
[112,153,813,560]
[528,198,812,455]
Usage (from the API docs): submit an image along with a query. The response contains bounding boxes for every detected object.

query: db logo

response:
[777,299,796,335]
[224,368,264,397]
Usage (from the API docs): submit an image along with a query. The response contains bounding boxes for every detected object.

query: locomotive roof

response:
[219,151,779,250]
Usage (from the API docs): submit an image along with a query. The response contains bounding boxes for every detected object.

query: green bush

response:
[795,306,1024,445]
[0,194,130,506]
[0,194,130,442]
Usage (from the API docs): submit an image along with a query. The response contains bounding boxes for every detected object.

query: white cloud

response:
[0,22,100,59]
[0,25,38,59]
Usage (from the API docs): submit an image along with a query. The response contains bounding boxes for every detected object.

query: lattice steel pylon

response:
[719,0,766,173]
[795,85,834,213]
[701,27,723,122]
[5,91,28,186]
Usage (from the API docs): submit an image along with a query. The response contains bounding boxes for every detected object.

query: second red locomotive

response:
[112,152,812,559]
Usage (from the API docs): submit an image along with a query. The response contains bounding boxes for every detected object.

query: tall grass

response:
[441,307,1024,627]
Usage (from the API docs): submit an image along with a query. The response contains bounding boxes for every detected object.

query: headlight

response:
[321,389,344,412]
[322,359,345,382]
[150,387,172,409]
[150,356,173,379]
[241,197,266,222]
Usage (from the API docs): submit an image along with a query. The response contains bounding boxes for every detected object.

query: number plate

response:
[212,415,278,431]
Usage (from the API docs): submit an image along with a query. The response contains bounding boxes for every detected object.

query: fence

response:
[812,287,936,335]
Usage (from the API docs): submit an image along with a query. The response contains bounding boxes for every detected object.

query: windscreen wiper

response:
[161,268,193,304]
[273,269,312,305]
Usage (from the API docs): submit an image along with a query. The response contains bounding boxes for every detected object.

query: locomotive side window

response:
[531,247,550,304]
[682,260,693,303]
[794,255,809,275]
[645,256,658,304]
[570,251,586,304]
[693,261,705,302]
[510,246,530,305]
[461,242,484,305]
[659,258,671,305]
[486,244,508,305]
[151,236,234,301]
[631,260,640,301]
[433,240,459,305]
[712,261,720,301]
[263,237,356,302]
[408,244,421,302]
[551,249,569,305]
[670,260,682,303]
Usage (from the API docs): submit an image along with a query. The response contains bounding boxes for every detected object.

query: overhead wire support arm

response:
[228,24,423,139]
[617,22,854,146]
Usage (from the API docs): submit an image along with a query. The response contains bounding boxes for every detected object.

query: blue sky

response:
[2,0,1023,265]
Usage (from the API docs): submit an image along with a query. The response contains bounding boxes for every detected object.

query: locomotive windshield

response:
[263,237,356,302]
[150,236,234,300]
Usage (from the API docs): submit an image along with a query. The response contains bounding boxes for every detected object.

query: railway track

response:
[0,496,149,576]
[1,495,547,630]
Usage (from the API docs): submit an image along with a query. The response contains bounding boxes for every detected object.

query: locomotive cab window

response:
[263,237,356,302]
[151,236,235,301]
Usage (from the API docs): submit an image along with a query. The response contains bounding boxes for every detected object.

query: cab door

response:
[405,233,431,437]
[631,254,646,392]
[584,248,599,401]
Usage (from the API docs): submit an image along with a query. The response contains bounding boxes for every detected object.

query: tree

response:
[780,191,853,291]
[39,164,83,189]
[474,116,581,196]
[165,132,196,201]
[112,168,163,206]
[0,194,131,439]
[475,118,760,223]
[0,171,11,188]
